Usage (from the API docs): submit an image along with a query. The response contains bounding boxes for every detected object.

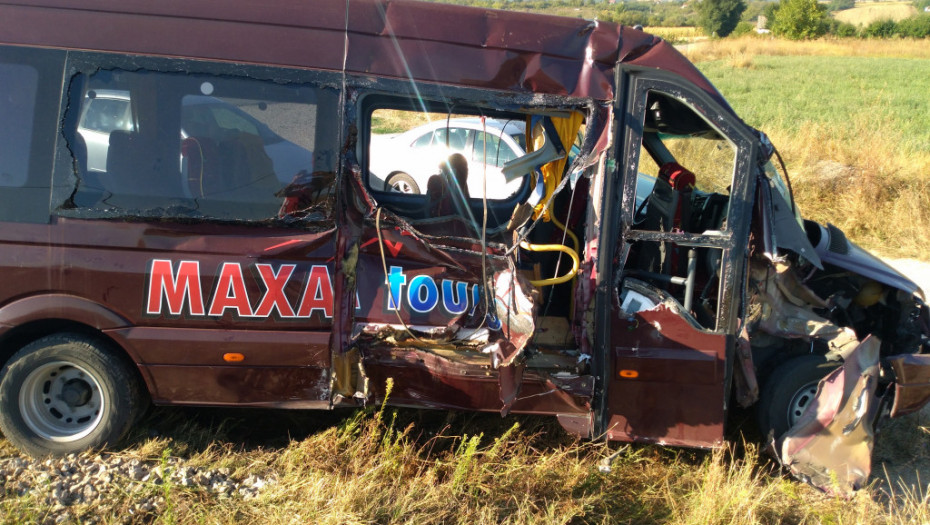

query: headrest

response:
[658,162,696,192]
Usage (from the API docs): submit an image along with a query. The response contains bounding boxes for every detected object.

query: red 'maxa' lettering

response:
[146,259,334,319]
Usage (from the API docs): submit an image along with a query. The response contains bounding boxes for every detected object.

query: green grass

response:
[694,51,930,259]
[700,55,930,155]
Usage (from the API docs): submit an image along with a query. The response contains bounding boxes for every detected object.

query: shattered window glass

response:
[57,68,338,223]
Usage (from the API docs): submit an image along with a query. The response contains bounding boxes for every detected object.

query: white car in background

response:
[77,89,313,185]
[369,118,527,200]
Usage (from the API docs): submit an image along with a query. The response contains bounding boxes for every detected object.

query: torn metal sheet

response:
[779,336,881,496]
[733,321,759,408]
[489,267,536,368]
[889,353,930,417]
[749,260,859,360]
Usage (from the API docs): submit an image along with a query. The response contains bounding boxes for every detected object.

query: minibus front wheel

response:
[756,354,840,441]
[0,333,144,457]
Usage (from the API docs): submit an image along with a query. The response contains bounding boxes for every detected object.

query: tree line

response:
[418,0,930,40]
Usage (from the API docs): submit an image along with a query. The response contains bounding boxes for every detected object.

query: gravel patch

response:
[0,452,275,524]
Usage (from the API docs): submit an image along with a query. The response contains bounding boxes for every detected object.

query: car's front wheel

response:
[0,334,145,457]
[385,172,420,194]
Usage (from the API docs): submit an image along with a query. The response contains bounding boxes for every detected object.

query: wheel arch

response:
[0,295,152,400]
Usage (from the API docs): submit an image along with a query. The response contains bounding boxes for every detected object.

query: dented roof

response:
[0,0,727,105]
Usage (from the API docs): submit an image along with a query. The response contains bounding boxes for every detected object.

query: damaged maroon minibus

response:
[0,0,927,493]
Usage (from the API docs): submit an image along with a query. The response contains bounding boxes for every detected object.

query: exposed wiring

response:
[541,178,580,320]
[504,157,575,257]
[481,115,491,332]
[376,206,426,344]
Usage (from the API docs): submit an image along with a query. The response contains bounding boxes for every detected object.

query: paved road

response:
[885,258,930,297]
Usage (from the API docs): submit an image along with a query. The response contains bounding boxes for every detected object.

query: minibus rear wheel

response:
[757,354,840,442]
[0,334,144,457]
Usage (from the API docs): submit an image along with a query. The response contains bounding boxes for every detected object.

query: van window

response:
[0,63,38,189]
[625,89,738,330]
[368,109,527,201]
[633,91,735,234]
[0,46,62,224]
[58,67,338,223]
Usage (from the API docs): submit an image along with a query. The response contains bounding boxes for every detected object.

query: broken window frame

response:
[615,73,759,336]
[354,83,596,240]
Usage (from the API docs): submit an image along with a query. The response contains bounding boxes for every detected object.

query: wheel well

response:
[751,337,829,389]
[0,320,149,401]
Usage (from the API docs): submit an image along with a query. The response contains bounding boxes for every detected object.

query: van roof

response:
[0,0,727,108]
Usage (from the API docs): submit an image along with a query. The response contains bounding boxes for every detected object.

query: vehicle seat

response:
[636,162,696,276]
[648,161,695,233]
[213,132,277,200]
[426,153,469,217]
[105,130,184,200]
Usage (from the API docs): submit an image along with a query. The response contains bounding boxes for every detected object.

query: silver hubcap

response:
[19,361,105,442]
[787,382,819,427]
[390,179,414,193]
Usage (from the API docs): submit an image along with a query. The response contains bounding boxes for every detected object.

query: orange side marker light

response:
[619,369,639,379]
[223,353,245,363]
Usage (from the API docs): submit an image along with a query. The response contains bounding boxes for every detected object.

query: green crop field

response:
[700,55,930,154]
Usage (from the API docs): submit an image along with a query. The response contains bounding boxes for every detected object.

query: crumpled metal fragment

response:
[779,336,880,496]
[733,321,759,407]
[488,268,536,368]
[485,267,536,415]
[749,260,859,360]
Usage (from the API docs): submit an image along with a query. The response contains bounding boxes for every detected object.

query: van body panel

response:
[141,364,330,407]
[607,306,727,447]
[889,354,930,417]
[363,348,592,415]
[0,294,129,332]
[0,0,725,106]
[106,327,330,367]
[0,2,348,73]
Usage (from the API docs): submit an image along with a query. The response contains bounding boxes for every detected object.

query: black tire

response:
[757,354,840,441]
[385,172,420,194]
[0,334,146,457]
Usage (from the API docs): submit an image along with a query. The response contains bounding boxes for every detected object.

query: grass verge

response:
[1,401,928,524]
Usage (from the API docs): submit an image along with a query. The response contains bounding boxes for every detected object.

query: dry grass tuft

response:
[759,108,930,260]
[648,26,706,43]
[2,402,930,523]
